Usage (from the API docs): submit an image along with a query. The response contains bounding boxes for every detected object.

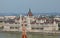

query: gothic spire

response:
[27,8,33,16]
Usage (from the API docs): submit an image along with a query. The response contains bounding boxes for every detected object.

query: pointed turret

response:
[27,8,33,16]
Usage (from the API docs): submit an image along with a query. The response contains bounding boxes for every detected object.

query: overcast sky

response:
[0,0,60,13]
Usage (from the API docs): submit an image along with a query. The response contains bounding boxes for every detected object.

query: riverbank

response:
[0,31,60,36]
[0,32,60,38]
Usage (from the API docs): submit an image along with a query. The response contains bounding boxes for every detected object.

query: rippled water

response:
[0,32,60,38]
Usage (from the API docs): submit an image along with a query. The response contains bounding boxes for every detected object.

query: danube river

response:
[0,32,60,38]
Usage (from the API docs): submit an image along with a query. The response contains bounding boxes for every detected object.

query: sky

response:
[0,0,60,14]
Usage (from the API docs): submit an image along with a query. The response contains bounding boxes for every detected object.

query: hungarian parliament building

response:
[0,9,60,33]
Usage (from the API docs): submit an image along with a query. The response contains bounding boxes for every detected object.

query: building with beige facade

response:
[0,9,59,33]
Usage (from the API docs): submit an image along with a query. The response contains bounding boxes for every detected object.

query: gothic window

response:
[10,27,14,29]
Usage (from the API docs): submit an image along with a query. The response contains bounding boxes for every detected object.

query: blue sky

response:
[0,0,60,14]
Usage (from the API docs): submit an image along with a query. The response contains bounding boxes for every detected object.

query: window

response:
[25,24,27,26]
[15,27,19,29]
[40,28,43,30]
[15,23,17,24]
[32,28,35,29]
[22,24,27,26]
[10,27,14,29]
[0,21,3,22]
[58,27,60,30]
[58,24,60,27]
[21,24,23,26]
[36,28,39,29]
[0,26,4,29]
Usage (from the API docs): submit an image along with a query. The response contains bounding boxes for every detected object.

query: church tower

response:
[27,8,33,16]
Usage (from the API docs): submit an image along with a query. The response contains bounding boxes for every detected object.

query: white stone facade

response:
[2,15,59,32]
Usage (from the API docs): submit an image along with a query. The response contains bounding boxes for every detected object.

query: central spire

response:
[27,8,33,16]
[29,8,31,12]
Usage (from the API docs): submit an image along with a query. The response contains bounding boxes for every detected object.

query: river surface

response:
[0,32,60,38]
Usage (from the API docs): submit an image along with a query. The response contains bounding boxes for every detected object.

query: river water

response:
[0,32,60,38]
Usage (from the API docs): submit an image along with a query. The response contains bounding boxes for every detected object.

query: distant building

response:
[1,9,59,33]
[27,8,33,16]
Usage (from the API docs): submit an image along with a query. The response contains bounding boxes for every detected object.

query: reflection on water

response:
[0,32,60,38]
